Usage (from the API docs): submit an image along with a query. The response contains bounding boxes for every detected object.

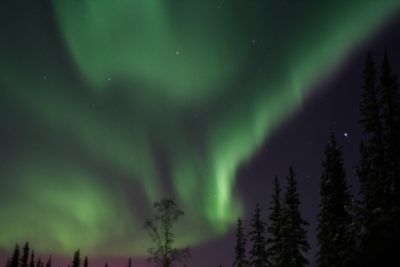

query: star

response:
[344,132,349,137]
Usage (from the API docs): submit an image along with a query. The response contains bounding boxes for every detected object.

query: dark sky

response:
[0,1,400,267]
[235,16,400,266]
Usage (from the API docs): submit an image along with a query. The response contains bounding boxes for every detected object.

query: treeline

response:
[2,51,400,267]
[4,243,133,267]
[231,50,400,267]
[233,166,309,267]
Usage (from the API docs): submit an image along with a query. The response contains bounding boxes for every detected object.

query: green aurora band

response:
[0,0,399,257]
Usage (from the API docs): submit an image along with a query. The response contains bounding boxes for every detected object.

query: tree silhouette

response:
[83,257,88,267]
[45,256,51,267]
[10,244,20,267]
[380,50,400,212]
[29,251,35,267]
[358,51,388,223]
[280,167,310,267]
[20,243,29,267]
[317,134,353,267]
[267,176,283,267]
[71,251,80,267]
[248,204,268,267]
[145,198,190,267]
[126,258,131,267]
[233,218,247,267]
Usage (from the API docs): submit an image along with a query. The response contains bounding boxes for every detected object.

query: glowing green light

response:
[0,0,399,257]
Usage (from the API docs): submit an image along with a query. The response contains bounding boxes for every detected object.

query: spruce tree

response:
[233,218,247,267]
[380,51,400,211]
[267,176,282,267]
[248,203,268,267]
[126,258,131,267]
[45,256,51,267]
[83,257,88,267]
[358,50,387,218]
[72,251,80,267]
[280,167,310,267]
[20,243,29,267]
[10,244,20,267]
[317,135,353,267]
[352,50,400,267]
[29,251,35,267]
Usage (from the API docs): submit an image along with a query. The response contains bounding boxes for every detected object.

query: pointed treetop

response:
[233,217,247,267]
[10,244,20,267]
[72,250,80,267]
[29,250,35,267]
[45,256,51,267]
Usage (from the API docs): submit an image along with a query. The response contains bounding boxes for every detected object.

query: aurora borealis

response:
[1,0,400,265]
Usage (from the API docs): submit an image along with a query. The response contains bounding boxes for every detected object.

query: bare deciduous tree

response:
[145,199,190,267]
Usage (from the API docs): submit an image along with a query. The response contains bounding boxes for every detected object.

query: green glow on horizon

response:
[0,0,399,257]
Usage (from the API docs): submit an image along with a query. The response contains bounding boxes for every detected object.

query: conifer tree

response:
[35,259,42,267]
[317,135,353,267]
[10,244,20,267]
[72,251,80,267]
[352,49,400,267]
[267,176,282,267]
[83,257,88,267]
[29,251,35,267]
[233,218,247,267]
[29,250,35,267]
[45,256,51,267]
[248,204,268,267]
[358,50,387,217]
[126,258,131,267]
[20,243,29,267]
[380,51,400,211]
[280,167,310,267]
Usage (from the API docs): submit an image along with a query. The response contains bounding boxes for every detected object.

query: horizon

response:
[1,1,400,266]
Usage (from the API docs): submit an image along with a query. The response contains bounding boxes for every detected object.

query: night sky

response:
[1,1,400,267]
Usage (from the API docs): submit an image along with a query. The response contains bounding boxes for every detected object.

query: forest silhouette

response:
[3,51,400,267]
